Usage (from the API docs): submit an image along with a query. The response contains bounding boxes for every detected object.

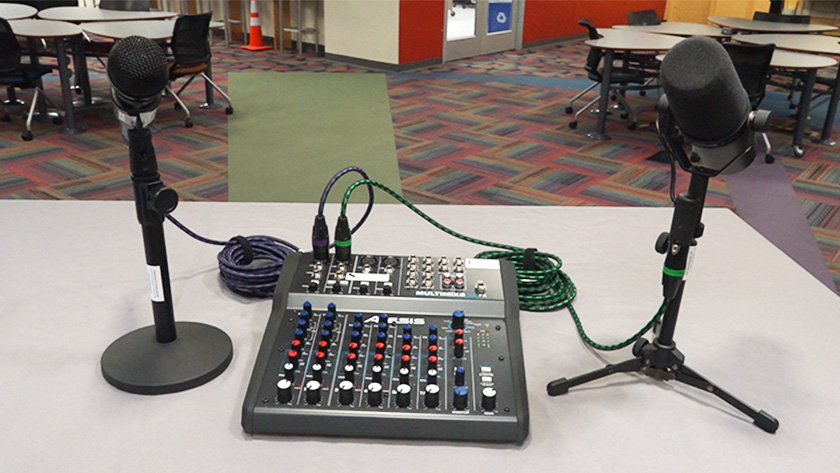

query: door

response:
[444,0,520,62]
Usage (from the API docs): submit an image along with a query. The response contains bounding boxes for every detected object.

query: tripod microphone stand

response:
[546,96,779,434]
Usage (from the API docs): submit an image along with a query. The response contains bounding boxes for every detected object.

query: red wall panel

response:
[523,0,667,44]
[400,0,446,64]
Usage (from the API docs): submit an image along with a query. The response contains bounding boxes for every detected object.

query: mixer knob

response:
[338,380,355,405]
[351,330,361,343]
[303,301,312,312]
[424,384,440,408]
[454,338,465,358]
[452,310,465,330]
[344,364,355,382]
[283,361,296,380]
[332,281,342,293]
[382,282,393,295]
[371,364,384,383]
[395,384,411,408]
[378,322,388,334]
[427,368,438,385]
[402,333,412,345]
[294,328,305,341]
[427,354,438,370]
[375,339,386,354]
[400,354,411,369]
[454,278,465,290]
[399,366,410,384]
[362,263,372,273]
[428,334,438,347]
[276,378,293,403]
[308,280,319,292]
[475,280,487,295]
[453,386,469,410]
[367,382,383,407]
[441,276,452,289]
[455,366,466,386]
[298,310,310,321]
[358,282,369,295]
[422,278,434,289]
[304,380,322,405]
[312,362,324,382]
[481,387,497,411]
[327,302,336,312]
[287,349,300,364]
[403,324,412,336]
[429,325,438,336]
[296,319,308,332]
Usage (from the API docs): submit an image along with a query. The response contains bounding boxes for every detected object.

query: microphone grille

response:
[107,36,169,101]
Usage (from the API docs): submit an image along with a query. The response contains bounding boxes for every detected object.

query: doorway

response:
[444,0,521,62]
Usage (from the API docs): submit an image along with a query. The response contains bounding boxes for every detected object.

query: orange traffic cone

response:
[241,0,272,51]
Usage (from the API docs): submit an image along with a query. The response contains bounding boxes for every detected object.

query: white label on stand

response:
[147,265,165,302]
[684,246,697,281]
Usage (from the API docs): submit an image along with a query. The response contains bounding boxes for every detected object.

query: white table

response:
[613,21,730,38]
[708,16,837,33]
[0,2,36,20]
[584,29,683,140]
[734,33,840,150]
[37,6,177,22]
[2,200,839,471]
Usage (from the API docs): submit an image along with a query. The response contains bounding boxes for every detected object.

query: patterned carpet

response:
[1,38,838,292]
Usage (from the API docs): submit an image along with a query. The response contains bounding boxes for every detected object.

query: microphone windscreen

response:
[107,36,169,102]
[660,36,750,143]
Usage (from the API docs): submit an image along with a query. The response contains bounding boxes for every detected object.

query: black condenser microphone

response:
[107,36,170,130]
[659,36,768,175]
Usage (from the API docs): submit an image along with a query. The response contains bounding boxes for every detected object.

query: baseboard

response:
[324,54,443,72]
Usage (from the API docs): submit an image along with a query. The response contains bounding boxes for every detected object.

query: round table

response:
[81,19,177,41]
[0,3,37,20]
[37,6,177,22]
[708,16,837,33]
[7,19,84,134]
[735,33,840,150]
[583,29,683,140]
[613,22,730,39]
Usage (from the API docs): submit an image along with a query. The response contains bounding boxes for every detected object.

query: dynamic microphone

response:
[658,36,769,175]
[107,36,170,131]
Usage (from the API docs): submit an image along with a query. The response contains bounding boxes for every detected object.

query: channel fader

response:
[242,252,528,443]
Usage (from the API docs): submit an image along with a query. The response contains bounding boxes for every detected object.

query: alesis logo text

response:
[364,315,426,325]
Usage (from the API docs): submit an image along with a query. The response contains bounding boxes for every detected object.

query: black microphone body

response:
[659,36,761,175]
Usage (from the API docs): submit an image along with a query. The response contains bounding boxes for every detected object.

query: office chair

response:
[627,9,662,26]
[167,12,233,128]
[0,28,64,141]
[722,42,776,163]
[98,0,151,11]
[565,19,658,131]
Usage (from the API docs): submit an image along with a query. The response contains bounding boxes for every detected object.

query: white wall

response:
[323,0,399,64]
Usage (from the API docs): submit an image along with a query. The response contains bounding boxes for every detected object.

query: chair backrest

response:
[627,9,661,26]
[0,30,22,75]
[171,12,212,68]
[754,11,810,23]
[578,19,603,76]
[12,0,77,9]
[0,17,12,34]
[752,11,772,21]
[578,18,601,40]
[722,42,775,107]
[99,0,151,11]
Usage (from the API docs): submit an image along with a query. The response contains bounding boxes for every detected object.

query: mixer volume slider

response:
[242,252,529,444]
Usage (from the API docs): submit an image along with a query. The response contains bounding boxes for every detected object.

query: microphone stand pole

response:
[546,170,779,433]
[101,118,233,395]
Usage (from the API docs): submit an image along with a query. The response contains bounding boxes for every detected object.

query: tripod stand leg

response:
[547,357,644,396]
[676,365,779,433]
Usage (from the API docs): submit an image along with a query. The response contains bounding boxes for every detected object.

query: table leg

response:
[817,67,840,147]
[27,39,48,119]
[72,35,93,106]
[792,69,816,158]
[55,38,80,134]
[587,49,612,141]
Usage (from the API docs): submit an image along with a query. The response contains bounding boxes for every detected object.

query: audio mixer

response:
[241,252,529,443]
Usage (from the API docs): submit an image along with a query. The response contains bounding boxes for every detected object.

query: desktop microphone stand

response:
[546,112,779,433]
[101,118,233,395]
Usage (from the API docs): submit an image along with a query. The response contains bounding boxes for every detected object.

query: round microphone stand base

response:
[101,322,233,395]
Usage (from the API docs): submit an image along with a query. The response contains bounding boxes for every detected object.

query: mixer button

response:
[452,310,465,330]
[455,366,466,386]
[424,383,440,408]
[276,378,293,403]
[339,380,355,405]
[304,380,322,405]
[396,384,411,408]
[367,382,383,406]
[481,387,497,411]
[453,386,469,410]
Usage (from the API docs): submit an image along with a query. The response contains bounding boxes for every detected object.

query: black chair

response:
[98,0,151,11]
[722,42,776,163]
[627,9,662,26]
[565,19,658,131]
[166,12,233,127]
[0,23,63,141]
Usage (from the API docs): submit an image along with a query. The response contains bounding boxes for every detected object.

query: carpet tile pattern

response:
[0,37,838,292]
